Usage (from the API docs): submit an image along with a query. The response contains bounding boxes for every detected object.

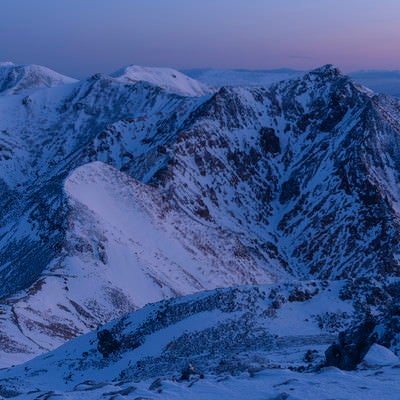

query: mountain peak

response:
[309,64,343,79]
[0,62,77,95]
[109,64,213,97]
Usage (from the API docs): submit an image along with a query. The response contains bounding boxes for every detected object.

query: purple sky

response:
[1,0,400,78]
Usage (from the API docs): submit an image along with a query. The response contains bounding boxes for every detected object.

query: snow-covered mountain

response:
[111,65,213,97]
[163,65,400,281]
[184,67,400,98]
[0,161,273,367]
[0,62,77,95]
[1,62,400,398]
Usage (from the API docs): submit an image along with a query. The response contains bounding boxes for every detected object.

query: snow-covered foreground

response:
[4,365,400,399]
[0,281,386,398]
[146,367,400,400]
[80,367,400,400]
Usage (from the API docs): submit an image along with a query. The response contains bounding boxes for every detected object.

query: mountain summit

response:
[0,62,77,95]
[110,65,213,96]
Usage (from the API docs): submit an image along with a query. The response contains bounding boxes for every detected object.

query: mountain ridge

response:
[185,65,400,98]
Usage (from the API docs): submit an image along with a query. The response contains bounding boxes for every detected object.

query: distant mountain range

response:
[0,61,400,398]
[184,67,400,97]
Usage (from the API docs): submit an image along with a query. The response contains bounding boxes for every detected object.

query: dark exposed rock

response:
[180,363,196,381]
[97,329,121,358]
[260,127,281,155]
[148,378,162,391]
[325,317,377,370]
[303,349,319,363]
[288,286,318,302]
[279,175,300,204]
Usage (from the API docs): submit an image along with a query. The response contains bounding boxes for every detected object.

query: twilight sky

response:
[1,0,400,78]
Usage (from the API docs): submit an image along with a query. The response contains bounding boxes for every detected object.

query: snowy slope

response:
[0,282,358,398]
[0,73,200,300]
[111,65,213,96]
[0,75,210,365]
[1,281,399,399]
[0,280,398,399]
[0,162,273,366]
[0,62,77,95]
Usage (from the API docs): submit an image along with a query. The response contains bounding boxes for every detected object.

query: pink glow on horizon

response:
[1,0,400,77]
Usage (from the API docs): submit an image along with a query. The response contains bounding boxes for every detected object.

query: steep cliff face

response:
[154,65,400,280]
